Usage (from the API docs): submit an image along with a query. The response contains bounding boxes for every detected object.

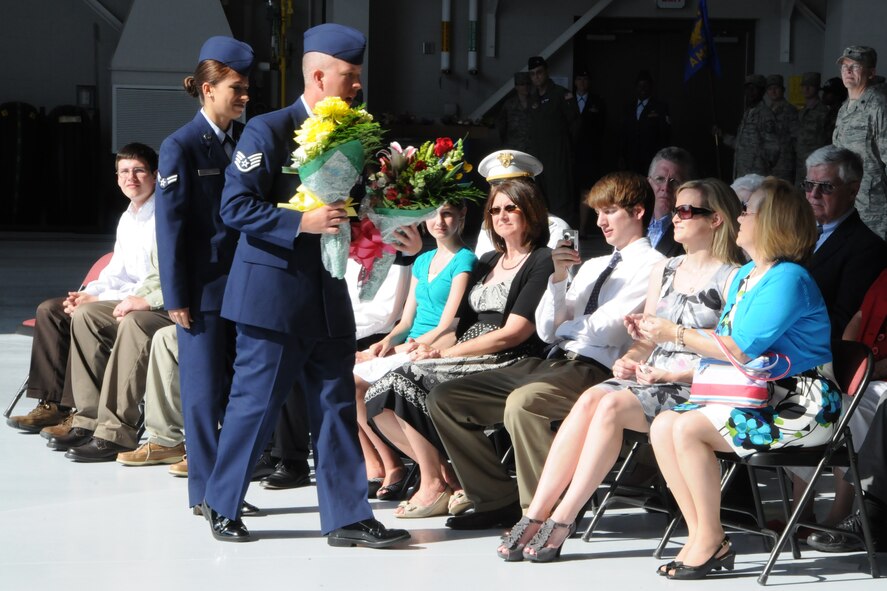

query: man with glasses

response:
[8,143,158,435]
[833,46,887,239]
[645,147,697,257]
[804,145,887,339]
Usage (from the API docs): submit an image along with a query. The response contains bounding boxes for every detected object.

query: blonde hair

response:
[676,179,745,265]
[754,177,818,264]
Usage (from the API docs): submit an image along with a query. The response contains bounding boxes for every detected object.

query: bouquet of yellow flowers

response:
[351,137,484,300]
[278,96,384,279]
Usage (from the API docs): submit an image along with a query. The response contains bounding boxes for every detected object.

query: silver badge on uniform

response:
[158,174,178,189]
[234,151,263,173]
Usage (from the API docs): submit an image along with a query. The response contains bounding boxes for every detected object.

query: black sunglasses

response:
[672,204,713,219]
[800,180,839,195]
[488,204,521,216]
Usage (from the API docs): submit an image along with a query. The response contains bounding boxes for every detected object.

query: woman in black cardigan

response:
[365,176,554,519]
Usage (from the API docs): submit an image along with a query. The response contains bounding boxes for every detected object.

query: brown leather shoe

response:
[7,401,71,433]
[117,441,185,466]
[40,414,74,440]
[168,455,188,477]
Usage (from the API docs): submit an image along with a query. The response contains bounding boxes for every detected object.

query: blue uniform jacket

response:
[156,111,242,312]
[219,96,355,337]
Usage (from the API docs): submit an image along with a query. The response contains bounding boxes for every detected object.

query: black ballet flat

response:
[376,476,407,500]
[667,536,735,580]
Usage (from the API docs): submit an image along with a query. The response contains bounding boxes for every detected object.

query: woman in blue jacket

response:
[155,36,254,517]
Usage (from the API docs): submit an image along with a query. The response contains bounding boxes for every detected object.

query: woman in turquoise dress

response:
[354,201,476,500]
[645,177,840,579]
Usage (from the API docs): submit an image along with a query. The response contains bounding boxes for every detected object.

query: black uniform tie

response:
[584,251,622,315]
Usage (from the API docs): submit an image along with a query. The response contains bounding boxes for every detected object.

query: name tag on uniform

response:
[198,168,221,176]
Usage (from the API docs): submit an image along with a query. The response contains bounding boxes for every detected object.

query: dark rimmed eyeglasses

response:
[800,179,839,195]
[671,204,713,219]
[488,204,521,216]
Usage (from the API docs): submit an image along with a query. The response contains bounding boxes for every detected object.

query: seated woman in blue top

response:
[643,177,839,580]
[354,202,476,501]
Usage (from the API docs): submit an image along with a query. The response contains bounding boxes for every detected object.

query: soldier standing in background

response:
[716,74,778,179]
[821,76,848,141]
[573,70,606,236]
[766,74,799,182]
[527,55,580,228]
[833,45,887,239]
[496,72,533,153]
[795,72,831,185]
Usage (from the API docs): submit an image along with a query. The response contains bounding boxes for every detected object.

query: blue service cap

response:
[304,23,366,65]
[198,36,255,76]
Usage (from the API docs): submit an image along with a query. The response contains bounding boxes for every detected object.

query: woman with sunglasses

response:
[364,151,554,518]
[645,177,837,579]
[498,178,744,562]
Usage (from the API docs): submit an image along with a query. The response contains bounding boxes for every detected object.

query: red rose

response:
[414,160,427,171]
[385,187,399,201]
[434,137,454,158]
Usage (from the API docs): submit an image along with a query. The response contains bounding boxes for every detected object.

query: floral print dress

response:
[671,273,842,457]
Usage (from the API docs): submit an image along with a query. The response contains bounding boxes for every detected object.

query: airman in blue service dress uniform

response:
[155,36,255,514]
[204,23,410,547]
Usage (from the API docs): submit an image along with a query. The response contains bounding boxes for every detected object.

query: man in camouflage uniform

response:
[497,72,533,153]
[795,72,831,184]
[833,45,887,239]
[526,55,580,227]
[719,74,779,179]
[821,77,848,141]
[766,74,799,182]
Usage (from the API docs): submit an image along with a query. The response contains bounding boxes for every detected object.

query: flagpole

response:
[706,63,723,179]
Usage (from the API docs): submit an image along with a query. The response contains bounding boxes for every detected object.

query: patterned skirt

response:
[671,364,842,457]
[364,322,532,454]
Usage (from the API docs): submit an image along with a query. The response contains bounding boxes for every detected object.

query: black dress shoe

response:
[201,501,250,542]
[261,460,311,489]
[807,512,882,552]
[47,427,94,451]
[193,500,262,517]
[251,452,278,481]
[327,518,410,548]
[445,501,522,530]
[65,437,132,462]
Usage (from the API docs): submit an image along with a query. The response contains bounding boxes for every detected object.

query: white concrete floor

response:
[1,234,884,590]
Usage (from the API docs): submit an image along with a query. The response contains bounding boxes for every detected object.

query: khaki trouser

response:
[427,357,610,511]
[143,325,184,447]
[70,301,172,447]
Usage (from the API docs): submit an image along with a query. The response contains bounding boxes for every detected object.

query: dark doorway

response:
[574,17,755,180]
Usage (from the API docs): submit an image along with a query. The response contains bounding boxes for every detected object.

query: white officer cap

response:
[477,150,543,183]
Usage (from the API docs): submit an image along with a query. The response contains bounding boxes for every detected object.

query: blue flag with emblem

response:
[684,0,721,82]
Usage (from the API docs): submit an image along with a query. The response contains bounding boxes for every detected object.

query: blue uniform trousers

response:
[203,322,373,534]
[178,311,232,507]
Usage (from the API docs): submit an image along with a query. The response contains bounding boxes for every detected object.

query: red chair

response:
[4,252,113,418]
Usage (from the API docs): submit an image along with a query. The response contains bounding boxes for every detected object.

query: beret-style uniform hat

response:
[198,36,255,76]
[304,23,366,65]
[478,150,544,182]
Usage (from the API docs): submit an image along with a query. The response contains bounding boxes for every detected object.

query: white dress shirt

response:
[84,195,156,300]
[535,236,665,368]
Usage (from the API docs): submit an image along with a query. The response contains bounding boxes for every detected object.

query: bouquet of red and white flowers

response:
[351,137,484,300]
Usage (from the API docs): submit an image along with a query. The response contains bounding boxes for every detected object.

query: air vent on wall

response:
[112,86,195,152]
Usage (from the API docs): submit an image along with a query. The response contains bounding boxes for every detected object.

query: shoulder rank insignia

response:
[234,151,263,173]
[158,174,178,189]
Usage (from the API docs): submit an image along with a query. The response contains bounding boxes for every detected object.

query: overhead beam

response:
[796,0,826,32]
[469,0,616,120]
[81,0,123,31]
